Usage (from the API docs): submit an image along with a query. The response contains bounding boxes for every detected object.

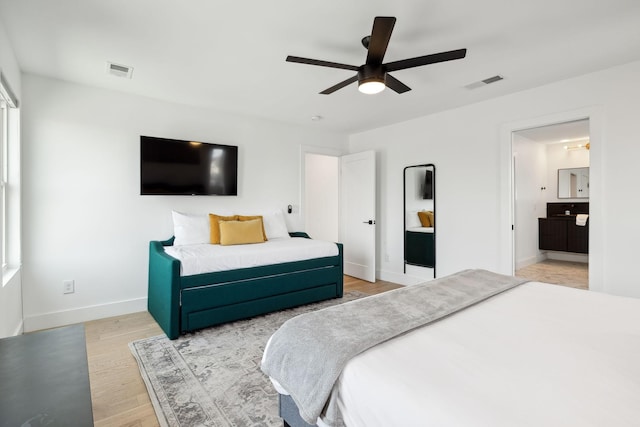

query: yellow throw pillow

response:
[237,215,268,241]
[219,219,266,246]
[209,214,238,244]
[417,211,431,227]
[425,211,434,227]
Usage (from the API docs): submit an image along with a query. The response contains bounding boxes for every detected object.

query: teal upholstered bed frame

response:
[148,233,344,339]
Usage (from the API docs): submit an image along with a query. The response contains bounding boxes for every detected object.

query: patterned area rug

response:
[130,292,365,427]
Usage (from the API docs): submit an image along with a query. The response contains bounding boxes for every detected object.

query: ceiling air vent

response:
[464,74,504,90]
[106,62,134,79]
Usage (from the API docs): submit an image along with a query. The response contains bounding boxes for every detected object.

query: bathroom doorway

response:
[511,119,590,289]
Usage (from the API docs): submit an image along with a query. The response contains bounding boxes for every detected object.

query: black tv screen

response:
[140,136,238,195]
[423,169,433,200]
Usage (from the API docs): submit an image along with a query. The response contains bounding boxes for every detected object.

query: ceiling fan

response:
[286,16,467,95]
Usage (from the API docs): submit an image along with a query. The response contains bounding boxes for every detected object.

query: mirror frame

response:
[403,164,436,277]
[557,167,589,199]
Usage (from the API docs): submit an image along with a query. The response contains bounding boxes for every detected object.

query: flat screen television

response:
[423,169,433,200]
[140,136,238,195]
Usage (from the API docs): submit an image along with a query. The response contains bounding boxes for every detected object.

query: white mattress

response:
[164,237,339,276]
[406,226,434,233]
[275,282,640,426]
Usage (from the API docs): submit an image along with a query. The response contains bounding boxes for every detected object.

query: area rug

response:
[129,292,365,427]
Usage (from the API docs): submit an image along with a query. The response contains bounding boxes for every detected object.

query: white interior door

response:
[340,151,376,282]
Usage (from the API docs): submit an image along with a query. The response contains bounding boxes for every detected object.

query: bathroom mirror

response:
[558,167,589,199]
[403,164,435,278]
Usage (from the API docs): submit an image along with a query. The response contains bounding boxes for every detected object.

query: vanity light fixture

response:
[563,142,590,151]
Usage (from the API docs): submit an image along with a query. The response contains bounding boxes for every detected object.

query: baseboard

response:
[12,320,24,336]
[345,262,373,282]
[377,267,435,286]
[23,297,148,333]
[516,254,546,270]
[546,252,589,263]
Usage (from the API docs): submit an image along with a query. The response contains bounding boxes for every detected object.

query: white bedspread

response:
[164,237,339,276]
[334,282,640,427]
[275,282,640,426]
[406,226,434,233]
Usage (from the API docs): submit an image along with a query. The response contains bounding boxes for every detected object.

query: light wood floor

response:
[516,259,589,290]
[84,276,401,427]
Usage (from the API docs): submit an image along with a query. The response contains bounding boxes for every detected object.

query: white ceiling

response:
[515,119,590,145]
[1,0,639,134]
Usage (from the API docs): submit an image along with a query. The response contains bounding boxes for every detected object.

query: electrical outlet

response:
[63,280,75,294]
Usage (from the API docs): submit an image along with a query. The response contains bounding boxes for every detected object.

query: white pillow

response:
[406,211,422,229]
[171,211,209,246]
[262,211,290,240]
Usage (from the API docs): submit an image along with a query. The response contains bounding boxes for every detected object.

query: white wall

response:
[21,74,347,331]
[513,134,547,269]
[304,153,339,242]
[350,60,640,298]
[0,19,23,338]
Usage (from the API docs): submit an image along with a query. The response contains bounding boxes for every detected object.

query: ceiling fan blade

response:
[366,17,396,65]
[286,55,359,71]
[384,48,467,72]
[385,74,411,94]
[320,75,358,94]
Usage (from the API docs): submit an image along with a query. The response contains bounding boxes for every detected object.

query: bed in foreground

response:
[262,269,640,427]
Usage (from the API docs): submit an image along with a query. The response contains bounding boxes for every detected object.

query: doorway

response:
[302,149,377,283]
[304,152,339,242]
[511,119,590,289]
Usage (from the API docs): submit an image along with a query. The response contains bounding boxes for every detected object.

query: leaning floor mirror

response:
[403,164,436,279]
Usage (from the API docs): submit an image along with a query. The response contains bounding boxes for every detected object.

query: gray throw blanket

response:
[261,269,528,426]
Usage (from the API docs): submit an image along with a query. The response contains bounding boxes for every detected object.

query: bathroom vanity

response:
[538,202,589,254]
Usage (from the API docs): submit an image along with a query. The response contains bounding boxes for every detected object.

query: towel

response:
[576,214,589,226]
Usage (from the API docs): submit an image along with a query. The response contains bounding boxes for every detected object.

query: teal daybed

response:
[147,233,344,339]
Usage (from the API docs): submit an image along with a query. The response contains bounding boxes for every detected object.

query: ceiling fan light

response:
[358,79,386,94]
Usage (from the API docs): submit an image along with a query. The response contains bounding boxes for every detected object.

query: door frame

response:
[499,106,604,291]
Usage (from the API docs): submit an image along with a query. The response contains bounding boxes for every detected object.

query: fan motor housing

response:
[358,64,386,85]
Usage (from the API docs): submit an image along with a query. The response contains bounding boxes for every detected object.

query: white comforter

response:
[278,282,640,427]
[164,237,339,276]
[406,226,434,233]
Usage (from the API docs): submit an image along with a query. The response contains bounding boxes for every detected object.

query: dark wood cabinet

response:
[405,231,435,267]
[567,222,589,253]
[538,218,567,251]
[538,218,588,254]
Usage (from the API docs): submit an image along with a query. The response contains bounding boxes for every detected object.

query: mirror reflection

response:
[558,167,589,199]
[404,164,435,278]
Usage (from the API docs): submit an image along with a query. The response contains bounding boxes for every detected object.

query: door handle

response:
[362,220,376,225]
